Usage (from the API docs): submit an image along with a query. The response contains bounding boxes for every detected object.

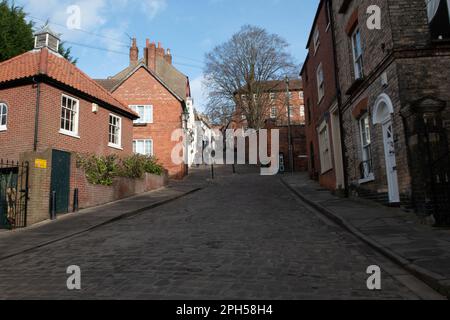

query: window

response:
[109,114,122,148]
[287,106,295,118]
[299,91,304,99]
[325,1,331,29]
[270,106,277,119]
[130,105,153,124]
[60,95,79,137]
[318,122,332,173]
[300,105,305,117]
[313,26,320,53]
[0,103,7,131]
[316,63,325,103]
[359,114,373,180]
[270,93,276,101]
[427,0,450,40]
[352,28,364,80]
[133,139,153,156]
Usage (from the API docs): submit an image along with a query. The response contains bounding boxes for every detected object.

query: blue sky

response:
[17,0,319,110]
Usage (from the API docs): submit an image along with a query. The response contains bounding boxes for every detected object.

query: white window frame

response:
[287,106,295,118]
[270,106,277,119]
[0,103,8,131]
[325,1,331,31]
[133,139,154,156]
[270,93,276,101]
[129,105,153,124]
[318,121,333,173]
[313,26,320,54]
[108,114,122,149]
[299,91,304,99]
[316,63,325,103]
[59,94,80,138]
[359,114,374,182]
[352,27,364,80]
[300,105,305,118]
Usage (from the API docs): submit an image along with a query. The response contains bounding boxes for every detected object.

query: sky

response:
[17,0,319,111]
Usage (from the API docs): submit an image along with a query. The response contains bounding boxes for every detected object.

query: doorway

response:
[373,94,400,203]
[50,150,71,214]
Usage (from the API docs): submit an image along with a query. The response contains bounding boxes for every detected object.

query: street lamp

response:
[285,76,294,174]
[182,111,189,176]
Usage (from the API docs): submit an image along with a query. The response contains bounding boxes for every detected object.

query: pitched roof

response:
[97,56,189,102]
[235,79,303,94]
[0,48,137,118]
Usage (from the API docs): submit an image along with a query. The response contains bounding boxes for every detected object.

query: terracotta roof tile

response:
[0,49,137,118]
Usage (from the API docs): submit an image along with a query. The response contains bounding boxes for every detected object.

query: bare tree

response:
[203,25,296,129]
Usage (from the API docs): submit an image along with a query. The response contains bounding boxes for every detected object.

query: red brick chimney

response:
[156,42,164,58]
[164,48,172,65]
[130,38,139,66]
[144,39,157,71]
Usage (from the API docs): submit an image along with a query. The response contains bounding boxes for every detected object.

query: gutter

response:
[33,77,41,152]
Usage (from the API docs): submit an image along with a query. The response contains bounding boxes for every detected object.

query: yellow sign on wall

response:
[35,159,47,169]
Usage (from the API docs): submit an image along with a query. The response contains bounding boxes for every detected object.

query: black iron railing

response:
[0,160,29,229]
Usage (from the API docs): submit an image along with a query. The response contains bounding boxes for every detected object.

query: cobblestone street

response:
[0,168,443,300]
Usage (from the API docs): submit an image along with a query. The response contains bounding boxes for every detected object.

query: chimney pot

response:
[130,37,139,66]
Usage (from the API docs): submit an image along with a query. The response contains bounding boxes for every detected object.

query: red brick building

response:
[301,0,345,192]
[96,39,190,179]
[0,27,138,225]
[319,0,450,225]
[230,79,307,172]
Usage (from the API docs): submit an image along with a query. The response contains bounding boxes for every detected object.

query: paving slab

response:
[282,173,450,299]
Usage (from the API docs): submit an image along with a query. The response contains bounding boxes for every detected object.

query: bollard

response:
[51,191,57,220]
[73,188,79,212]
[211,164,215,180]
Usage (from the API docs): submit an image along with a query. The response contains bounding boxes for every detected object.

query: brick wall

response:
[74,165,168,210]
[0,84,38,160]
[0,83,133,161]
[112,67,187,179]
[265,121,308,172]
[301,0,343,191]
[331,0,450,209]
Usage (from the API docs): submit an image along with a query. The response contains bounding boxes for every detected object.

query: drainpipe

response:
[33,77,41,152]
[329,0,349,196]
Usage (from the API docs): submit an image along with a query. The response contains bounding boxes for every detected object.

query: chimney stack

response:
[130,38,139,66]
[156,42,165,60]
[143,38,172,70]
[164,48,172,65]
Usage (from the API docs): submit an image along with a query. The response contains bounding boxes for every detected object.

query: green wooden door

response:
[51,150,71,214]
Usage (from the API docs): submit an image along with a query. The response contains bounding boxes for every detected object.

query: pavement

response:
[0,165,444,300]
[0,165,225,261]
[281,173,450,299]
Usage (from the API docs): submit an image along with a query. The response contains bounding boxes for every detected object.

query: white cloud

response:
[142,0,168,20]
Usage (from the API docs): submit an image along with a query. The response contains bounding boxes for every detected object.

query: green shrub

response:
[77,154,164,186]
[76,154,118,186]
[118,154,164,179]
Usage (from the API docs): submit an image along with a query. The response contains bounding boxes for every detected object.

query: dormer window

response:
[427,0,450,40]
[34,25,60,52]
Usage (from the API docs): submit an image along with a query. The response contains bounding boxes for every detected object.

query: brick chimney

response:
[144,39,157,71]
[164,48,172,65]
[156,42,165,60]
[130,38,139,66]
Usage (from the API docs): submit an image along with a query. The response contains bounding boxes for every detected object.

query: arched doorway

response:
[373,94,400,203]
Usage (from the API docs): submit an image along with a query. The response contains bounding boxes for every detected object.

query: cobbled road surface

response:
[0,168,442,299]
